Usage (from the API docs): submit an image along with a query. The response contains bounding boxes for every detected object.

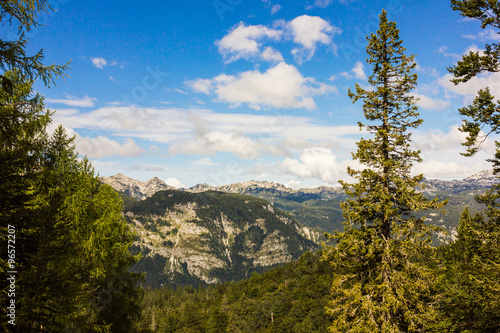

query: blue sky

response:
[25,0,500,188]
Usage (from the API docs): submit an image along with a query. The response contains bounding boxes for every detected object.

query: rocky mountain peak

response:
[464,169,495,181]
[100,174,174,200]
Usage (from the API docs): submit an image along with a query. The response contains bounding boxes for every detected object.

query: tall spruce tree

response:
[323,10,446,332]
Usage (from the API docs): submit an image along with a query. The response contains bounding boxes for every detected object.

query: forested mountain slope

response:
[123,190,318,287]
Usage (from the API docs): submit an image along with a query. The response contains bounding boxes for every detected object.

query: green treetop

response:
[0,0,68,91]
[324,10,446,332]
[449,0,500,156]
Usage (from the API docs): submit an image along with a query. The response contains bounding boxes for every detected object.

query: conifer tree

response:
[448,0,500,156]
[438,3,500,331]
[438,207,500,332]
[324,10,446,332]
[0,0,68,91]
[0,1,142,330]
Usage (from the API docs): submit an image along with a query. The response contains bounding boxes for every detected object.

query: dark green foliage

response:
[437,207,500,332]
[137,250,333,333]
[125,189,318,287]
[0,0,68,91]
[6,124,143,332]
[324,11,446,332]
[434,3,500,331]
[0,71,142,331]
[449,0,500,156]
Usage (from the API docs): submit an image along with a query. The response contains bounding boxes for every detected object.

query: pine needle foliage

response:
[448,0,500,156]
[323,10,446,332]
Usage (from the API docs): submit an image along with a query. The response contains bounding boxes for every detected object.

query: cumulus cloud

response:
[462,28,500,42]
[46,95,97,108]
[261,46,284,62]
[75,135,144,158]
[186,62,337,110]
[47,122,144,158]
[438,71,500,101]
[287,15,341,63]
[90,57,107,69]
[413,160,487,180]
[336,61,367,81]
[412,93,450,110]
[281,147,349,183]
[165,178,186,188]
[216,22,282,63]
[285,180,301,189]
[216,16,340,64]
[412,126,493,179]
[169,115,263,159]
[271,4,281,14]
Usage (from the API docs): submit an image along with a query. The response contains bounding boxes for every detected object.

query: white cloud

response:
[413,160,487,180]
[90,57,107,69]
[337,61,367,80]
[285,180,301,189]
[415,63,440,77]
[281,147,348,183]
[169,115,262,159]
[351,61,367,80]
[187,62,337,110]
[75,135,144,158]
[313,0,333,8]
[287,15,341,63]
[216,22,282,63]
[412,126,494,179]
[47,122,144,158]
[261,46,284,62]
[192,157,217,166]
[187,79,213,95]
[46,95,97,108]
[165,178,186,188]
[437,46,460,59]
[438,71,500,100]
[412,93,450,110]
[462,28,500,42]
[261,0,281,14]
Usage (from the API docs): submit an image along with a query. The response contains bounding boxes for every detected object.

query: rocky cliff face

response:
[423,169,496,194]
[101,170,498,237]
[124,190,318,287]
[100,173,175,200]
[100,170,497,202]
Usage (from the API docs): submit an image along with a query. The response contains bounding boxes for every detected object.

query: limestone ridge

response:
[100,170,498,237]
[100,170,496,202]
[423,169,496,194]
[124,190,318,287]
[100,173,175,200]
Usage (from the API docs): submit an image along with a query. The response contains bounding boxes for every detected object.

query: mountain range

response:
[101,170,496,287]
